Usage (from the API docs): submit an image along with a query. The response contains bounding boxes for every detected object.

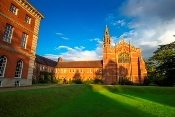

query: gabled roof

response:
[35,55,57,67]
[56,60,103,68]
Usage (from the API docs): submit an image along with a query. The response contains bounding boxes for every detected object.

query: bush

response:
[72,79,83,84]
[119,78,133,85]
[153,76,173,86]
[94,78,103,84]
[38,72,58,84]
[149,83,157,86]
[111,81,119,85]
[143,77,151,86]
[51,77,58,83]
[39,77,46,83]
[83,79,94,84]
[57,79,64,84]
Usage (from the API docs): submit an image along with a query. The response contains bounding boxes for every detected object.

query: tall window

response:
[20,33,28,49]
[15,60,23,78]
[25,15,31,24]
[10,4,18,15]
[118,52,130,63]
[0,56,7,77]
[3,24,13,43]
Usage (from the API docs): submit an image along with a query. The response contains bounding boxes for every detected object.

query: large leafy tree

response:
[147,41,175,86]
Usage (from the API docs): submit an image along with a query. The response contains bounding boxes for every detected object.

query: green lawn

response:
[0,85,175,117]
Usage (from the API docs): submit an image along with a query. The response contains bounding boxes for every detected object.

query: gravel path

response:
[0,84,72,92]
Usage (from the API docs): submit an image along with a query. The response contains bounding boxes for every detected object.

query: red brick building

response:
[102,25,147,84]
[33,55,57,83]
[55,25,147,84]
[0,0,43,87]
[56,57,103,82]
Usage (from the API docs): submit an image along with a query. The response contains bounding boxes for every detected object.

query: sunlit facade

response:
[0,0,43,87]
[55,26,147,84]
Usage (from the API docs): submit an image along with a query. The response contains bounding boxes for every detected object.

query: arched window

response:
[0,56,7,77]
[15,60,23,78]
[118,52,130,63]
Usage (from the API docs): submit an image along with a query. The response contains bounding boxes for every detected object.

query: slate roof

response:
[56,60,103,68]
[35,55,57,67]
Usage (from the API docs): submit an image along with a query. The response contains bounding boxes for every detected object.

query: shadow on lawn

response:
[102,85,175,108]
[46,85,155,117]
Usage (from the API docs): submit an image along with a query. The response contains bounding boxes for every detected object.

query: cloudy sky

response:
[28,0,175,61]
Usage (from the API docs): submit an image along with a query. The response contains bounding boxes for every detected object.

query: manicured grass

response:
[0,85,175,117]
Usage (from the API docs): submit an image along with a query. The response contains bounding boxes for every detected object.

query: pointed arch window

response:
[0,56,7,77]
[118,52,130,63]
[15,60,23,78]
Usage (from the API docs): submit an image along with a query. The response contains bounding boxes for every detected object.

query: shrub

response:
[51,77,58,83]
[38,72,58,84]
[111,81,119,85]
[83,79,94,84]
[123,79,133,85]
[94,78,103,84]
[72,79,83,84]
[143,77,151,86]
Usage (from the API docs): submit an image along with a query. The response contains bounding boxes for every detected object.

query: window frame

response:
[25,15,31,24]
[20,32,28,49]
[0,56,7,77]
[3,24,13,43]
[14,60,23,78]
[9,4,18,15]
[15,80,20,86]
[118,52,130,63]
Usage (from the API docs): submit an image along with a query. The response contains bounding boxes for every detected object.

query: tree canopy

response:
[146,41,175,86]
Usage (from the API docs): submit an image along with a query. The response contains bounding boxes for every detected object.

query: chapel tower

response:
[102,25,118,84]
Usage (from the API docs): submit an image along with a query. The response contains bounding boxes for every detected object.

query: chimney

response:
[58,57,62,62]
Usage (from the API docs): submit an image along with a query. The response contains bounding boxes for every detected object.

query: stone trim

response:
[0,44,34,57]
[14,0,44,19]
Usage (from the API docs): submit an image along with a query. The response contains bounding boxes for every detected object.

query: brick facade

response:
[55,25,147,84]
[33,55,57,83]
[103,26,147,84]
[0,0,43,87]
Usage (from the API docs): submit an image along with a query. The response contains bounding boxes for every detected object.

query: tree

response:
[147,41,175,86]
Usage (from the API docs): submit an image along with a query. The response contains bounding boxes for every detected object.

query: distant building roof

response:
[56,60,103,68]
[35,55,57,67]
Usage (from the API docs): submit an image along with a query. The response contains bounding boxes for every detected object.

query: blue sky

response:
[28,0,175,61]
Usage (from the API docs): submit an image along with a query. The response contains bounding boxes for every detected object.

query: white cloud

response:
[56,32,63,35]
[46,0,175,61]
[117,20,125,26]
[61,37,69,40]
[105,14,126,26]
[56,32,69,40]
[110,36,118,47]
[45,38,102,61]
[118,0,175,60]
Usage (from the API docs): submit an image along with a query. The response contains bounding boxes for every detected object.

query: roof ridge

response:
[36,54,57,62]
[61,60,102,63]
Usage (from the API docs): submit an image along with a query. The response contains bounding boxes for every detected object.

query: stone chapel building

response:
[55,25,147,84]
